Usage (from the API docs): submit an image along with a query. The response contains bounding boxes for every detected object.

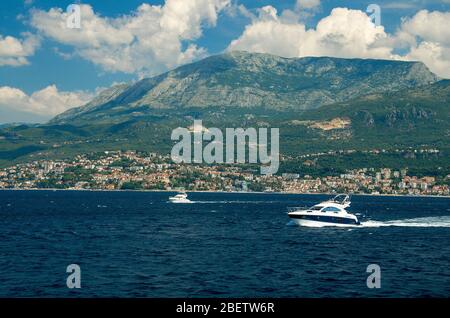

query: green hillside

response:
[0,53,448,174]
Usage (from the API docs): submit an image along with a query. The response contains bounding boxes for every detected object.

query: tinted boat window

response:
[322,207,341,212]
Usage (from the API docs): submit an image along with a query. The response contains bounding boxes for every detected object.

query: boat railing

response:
[332,194,351,205]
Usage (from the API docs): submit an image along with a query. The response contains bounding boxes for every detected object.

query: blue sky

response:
[0,0,449,123]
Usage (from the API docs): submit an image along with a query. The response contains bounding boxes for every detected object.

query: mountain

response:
[281,79,450,152]
[0,52,448,170]
[50,51,439,124]
[52,83,130,123]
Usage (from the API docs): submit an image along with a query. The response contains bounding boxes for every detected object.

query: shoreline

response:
[0,187,449,199]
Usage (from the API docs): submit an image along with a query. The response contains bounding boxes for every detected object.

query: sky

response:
[0,0,449,123]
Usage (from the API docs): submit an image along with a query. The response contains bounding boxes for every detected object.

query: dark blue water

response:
[0,190,449,297]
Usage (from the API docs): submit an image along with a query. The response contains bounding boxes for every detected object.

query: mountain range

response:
[0,51,448,171]
[51,51,438,124]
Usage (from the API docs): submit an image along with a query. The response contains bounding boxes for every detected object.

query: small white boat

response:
[169,192,192,203]
[288,194,360,227]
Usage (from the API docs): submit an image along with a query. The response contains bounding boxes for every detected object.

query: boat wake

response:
[287,216,450,228]
[361,216,450,228]
[192,200,280,204]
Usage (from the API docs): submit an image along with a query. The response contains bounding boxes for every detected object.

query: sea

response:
[0,190,449,297]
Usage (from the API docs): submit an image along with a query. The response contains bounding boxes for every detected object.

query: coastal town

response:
[0,150,448,196]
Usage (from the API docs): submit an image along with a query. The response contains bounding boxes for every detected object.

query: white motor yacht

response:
[288,194,360,227]
[169,192,192,203]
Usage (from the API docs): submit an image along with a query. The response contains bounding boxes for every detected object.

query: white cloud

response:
[229,7,397,60]
[398,10,450,46]
[396,10,450,77]
[0,85,93,120]
[0,33,40,66]
[30,0,230,75]
[229,7,450,78]
[406,41,450,78]
[228,7,306,58]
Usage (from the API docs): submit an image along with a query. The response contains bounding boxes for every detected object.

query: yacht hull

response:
[291,218,359,227]
[288,214,360,227]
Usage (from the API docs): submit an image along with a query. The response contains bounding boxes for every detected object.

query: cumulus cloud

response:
[0,85,92,120]
[0,33,40,66]
[229,7,397,60]
[399,10,450,46]
[229,6,450,78]
[394,10,450,78]
[30,0,230,75]
[406,41,450,78]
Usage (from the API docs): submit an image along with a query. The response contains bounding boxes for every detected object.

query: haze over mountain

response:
[0,52,448,170]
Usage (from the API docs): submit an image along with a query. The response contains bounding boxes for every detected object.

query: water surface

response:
[0,190,449,297]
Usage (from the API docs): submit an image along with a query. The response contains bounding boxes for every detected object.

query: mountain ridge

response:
[51,51,439,124]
